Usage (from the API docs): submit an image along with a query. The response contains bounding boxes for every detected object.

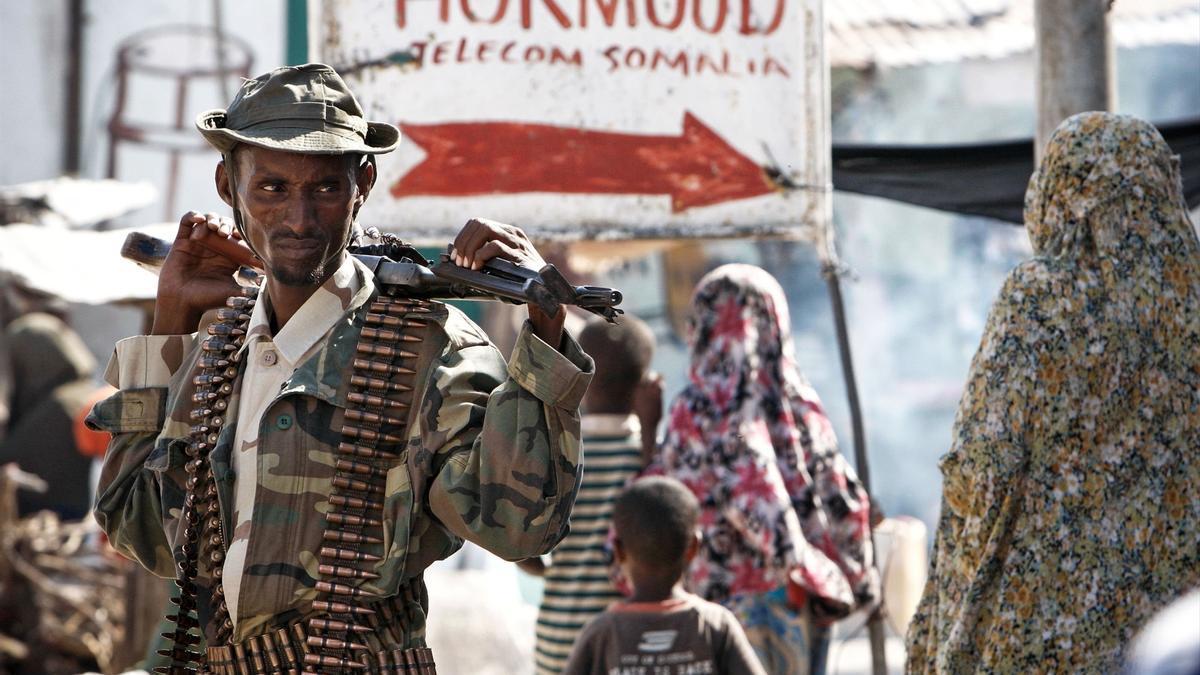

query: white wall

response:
[1,0,287,368]
[0,1,69,185]
[78,0,286,227]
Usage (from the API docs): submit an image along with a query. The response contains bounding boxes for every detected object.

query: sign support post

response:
[807,1,888,672]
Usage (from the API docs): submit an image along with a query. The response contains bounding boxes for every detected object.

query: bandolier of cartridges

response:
[159,292,258,674]
[160,292,438,675]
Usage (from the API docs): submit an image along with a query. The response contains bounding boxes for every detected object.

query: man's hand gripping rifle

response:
[121,230,624,322]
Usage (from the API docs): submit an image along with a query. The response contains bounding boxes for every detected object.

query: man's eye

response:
[261,184,283,192]
[316,184,340,193]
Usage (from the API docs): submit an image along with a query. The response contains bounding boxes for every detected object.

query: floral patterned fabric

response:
[907,112,1200,673]
[653,264,878,616]
[725,588,812,675]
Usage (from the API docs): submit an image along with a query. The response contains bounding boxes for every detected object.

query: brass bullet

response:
[342,424,405,444]
[216,309,251,322]
[312,600,377,617]
[402,649,420,673]
[248,637,267,673]
[207,323,246,337]
[326,512,383,528]
[306,635,369,652]
[364,313,427,328]
[348,375,413,395]
[320,546,382,563]
[353,356,418,375]
[322,530,383,545]
[335,441,397,461]
[346,393,410,414]
[200,356,232,369]
[290,622,309,650]
[355,343,421,361]
[315,581,377,600]
[226,296,256,310]
[193,374,225,385]
[369,300,430,314]
[261,633,283,670]
[328,493,384,511]
[360,326,423,345]
[335,458,386,478]
[331,475,383,494]
[345,408,407,427]
[319,564,380,581]
[276,627,298,664]
[201,338,236,353]
[192,391,218,402]
[303,653,367,670]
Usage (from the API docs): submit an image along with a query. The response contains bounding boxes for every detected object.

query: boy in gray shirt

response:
[564,477,766,675]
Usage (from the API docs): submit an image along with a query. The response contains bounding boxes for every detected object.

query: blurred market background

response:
[0,1,1197,673]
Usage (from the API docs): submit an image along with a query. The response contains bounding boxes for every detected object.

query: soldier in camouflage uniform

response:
[89,64,593,673]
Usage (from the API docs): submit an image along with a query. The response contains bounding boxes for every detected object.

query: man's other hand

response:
[451,218,564,347]
[150,212,252,335]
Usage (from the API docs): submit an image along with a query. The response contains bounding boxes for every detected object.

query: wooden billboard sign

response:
[311,0,826,241]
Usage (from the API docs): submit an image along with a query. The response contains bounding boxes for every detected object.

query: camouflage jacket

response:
[90,257,593,645]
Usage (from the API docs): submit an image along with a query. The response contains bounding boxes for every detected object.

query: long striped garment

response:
[534,414,643,675]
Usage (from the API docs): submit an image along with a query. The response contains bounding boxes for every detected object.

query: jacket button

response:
[276,414,293,430]
[262,349,278,366]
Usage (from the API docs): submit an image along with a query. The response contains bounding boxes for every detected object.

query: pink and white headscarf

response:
[653,264,878,614]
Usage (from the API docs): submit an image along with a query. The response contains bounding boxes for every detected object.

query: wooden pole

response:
[806,0,887,671]
[1034,0,1114,158]
[63,0,83,175]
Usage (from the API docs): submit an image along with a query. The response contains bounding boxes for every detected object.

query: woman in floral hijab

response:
[653,264,878,674]
[907,113,1200,673]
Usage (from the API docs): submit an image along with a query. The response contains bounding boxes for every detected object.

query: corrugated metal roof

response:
[829,0,1200,69]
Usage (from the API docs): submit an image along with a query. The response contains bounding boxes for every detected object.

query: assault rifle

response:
[120,231,623,322]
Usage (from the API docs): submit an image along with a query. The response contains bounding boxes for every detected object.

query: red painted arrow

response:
[391,113,776,212]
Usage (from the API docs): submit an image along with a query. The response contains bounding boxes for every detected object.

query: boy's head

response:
[578,314,654,415]
[612,477,701,589]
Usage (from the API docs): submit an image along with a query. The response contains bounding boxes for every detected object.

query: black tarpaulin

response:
[831,117,1200,224]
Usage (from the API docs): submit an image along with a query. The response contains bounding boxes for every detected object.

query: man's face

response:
[218,146,373,287]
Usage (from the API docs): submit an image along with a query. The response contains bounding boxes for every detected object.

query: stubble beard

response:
[271,259,328,287]
[265,232,345,288]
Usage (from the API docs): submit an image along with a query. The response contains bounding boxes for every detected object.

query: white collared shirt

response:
[222,255,365,626]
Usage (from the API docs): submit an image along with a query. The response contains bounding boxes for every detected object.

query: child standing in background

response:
[564,477,766,675]
[520,315,661,674]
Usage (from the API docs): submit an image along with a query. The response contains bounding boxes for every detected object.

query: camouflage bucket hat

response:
[195,63,399,155]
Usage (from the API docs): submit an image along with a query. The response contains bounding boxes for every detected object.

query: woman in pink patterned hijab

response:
[653,263,878,674]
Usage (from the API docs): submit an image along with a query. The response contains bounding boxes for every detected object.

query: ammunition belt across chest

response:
[204,591,435,674]
[160,293,437,675]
